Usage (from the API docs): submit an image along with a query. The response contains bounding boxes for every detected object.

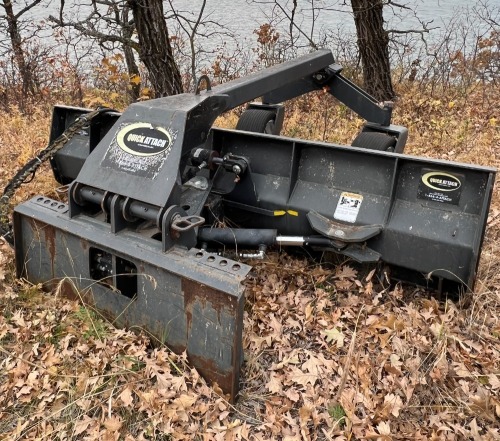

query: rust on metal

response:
[42,221,56,263]
[15,203,247,403]
[183,278,243,401]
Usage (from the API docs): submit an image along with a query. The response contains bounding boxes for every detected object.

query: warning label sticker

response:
[334,192,363,223]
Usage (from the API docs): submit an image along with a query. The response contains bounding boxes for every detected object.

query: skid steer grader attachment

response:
[11,49,495,400]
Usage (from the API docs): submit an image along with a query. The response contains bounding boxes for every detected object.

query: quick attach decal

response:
[417,169,464,205]
[101,122,176,179]
[116,123,172,156]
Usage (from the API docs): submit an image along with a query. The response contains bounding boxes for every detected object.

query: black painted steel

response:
[12,49,497,403]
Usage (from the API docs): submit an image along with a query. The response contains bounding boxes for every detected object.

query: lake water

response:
[29,0,493,43]
[176,0,482,39]
[25,0,496,67]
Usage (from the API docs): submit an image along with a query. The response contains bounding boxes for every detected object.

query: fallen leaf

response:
[377,420,391,435]
[383,393,404,417]
[104,416,123,432]
[119,387,134,407]
[266,373,282,394]
[285,387,300,402]
[290,367,318,387]
[73,416,93,436]
[322,328,345,348]
[173,393,197,409]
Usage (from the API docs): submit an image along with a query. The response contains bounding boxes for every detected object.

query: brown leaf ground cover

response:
[0,82,499,440]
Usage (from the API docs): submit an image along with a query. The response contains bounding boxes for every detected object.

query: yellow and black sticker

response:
[273,210,299,217]
[116,123,172,157]
[101,122,176,179]
[334,192,363,223]
[418,169,464,205]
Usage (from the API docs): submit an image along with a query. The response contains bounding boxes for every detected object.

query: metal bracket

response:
[171,215,204,232]
[307,210,383,242]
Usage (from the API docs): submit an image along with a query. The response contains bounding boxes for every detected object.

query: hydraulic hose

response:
[0,107,113,246]
[198,228,277,247]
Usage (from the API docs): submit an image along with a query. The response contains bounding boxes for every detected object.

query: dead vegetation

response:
[0,78,499,440]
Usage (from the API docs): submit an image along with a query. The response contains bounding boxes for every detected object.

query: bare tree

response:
[351,0,394,100]
[251,0,440,100]
[49,0,141,101]
[127,0,183,97]
[166,0,207,90]
[0,0,42,97]
[51,0,183,98]
[251,0,394,98]
[165,0,240,91]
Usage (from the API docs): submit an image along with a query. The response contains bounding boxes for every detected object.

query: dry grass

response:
[0,80,499,440]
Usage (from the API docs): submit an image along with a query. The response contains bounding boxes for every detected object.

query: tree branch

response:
[386,0,411,11]
[273,1,318,49]
[14,0,43,20]
[48,14,139,50]
[387,27,438,35]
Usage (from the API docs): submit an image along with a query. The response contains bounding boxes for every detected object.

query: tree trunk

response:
[127,0,183,97]
[120,6,140,101]
[2,0,36,96]
[351,0,394,101]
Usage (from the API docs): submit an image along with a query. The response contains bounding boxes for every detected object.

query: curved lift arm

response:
[262,63,393,127]
[209,49,392,127]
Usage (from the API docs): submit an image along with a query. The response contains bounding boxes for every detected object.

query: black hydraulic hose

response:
[198,228,345,250]
[0,107,114,246]
[303,236,344,248]
[198,228,277,247]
